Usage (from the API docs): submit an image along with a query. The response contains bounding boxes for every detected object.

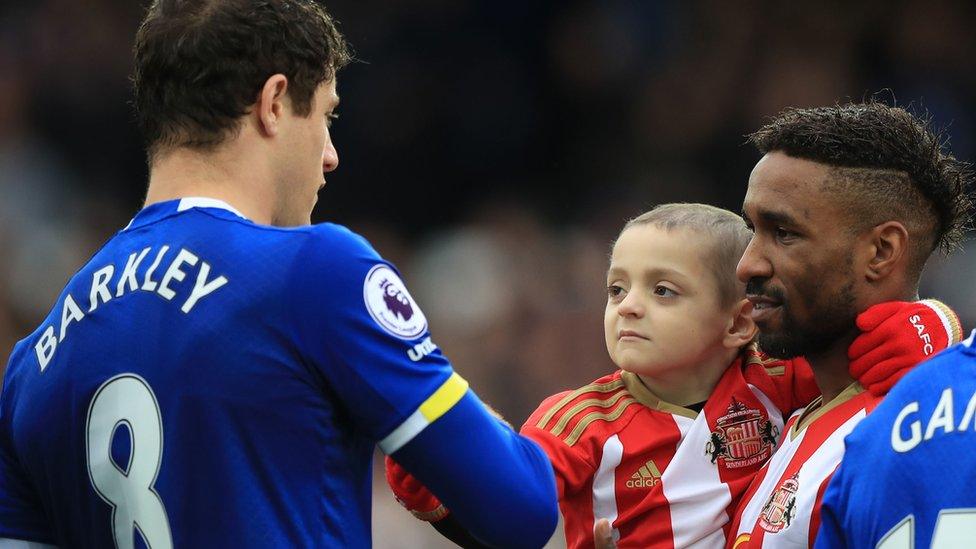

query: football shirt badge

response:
[705,398,778,468]
[759,473,799,533]
[363,264,428,340]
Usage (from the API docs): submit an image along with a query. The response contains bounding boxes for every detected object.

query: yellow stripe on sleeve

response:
[378,372,471,454]
[419,372,469,424]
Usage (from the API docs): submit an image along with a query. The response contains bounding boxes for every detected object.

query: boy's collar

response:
[620,371,699,419]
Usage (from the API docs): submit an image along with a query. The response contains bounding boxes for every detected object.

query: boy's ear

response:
[724,298,757,349]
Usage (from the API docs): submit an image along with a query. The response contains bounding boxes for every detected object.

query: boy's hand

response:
[384,455,450,522]
[594,519,617,549]
[848,299,962,396]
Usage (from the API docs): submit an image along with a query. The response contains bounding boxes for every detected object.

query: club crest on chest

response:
[705,398,779,469]
[759,472,799,533]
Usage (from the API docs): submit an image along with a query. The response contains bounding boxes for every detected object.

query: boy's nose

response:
[617,292,645,317]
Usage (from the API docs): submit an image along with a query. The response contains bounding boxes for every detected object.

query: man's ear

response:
[724,298,758,349]
[255,74,289,137]
[864,221,909,282]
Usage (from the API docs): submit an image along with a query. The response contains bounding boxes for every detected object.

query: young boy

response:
[387,203,958,548]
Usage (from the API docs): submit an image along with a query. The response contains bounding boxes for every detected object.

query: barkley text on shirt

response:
[33,244,229,371]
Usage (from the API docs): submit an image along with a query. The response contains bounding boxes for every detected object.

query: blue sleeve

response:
[0,360,54,544]
[816,342,976,548]
[291,225,558,547]
[392,391,559,549]
[814,469,850,549]
[289,224,455,443]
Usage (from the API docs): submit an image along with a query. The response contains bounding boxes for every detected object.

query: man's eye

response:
[653,285,677,298]
[775,227,796,241]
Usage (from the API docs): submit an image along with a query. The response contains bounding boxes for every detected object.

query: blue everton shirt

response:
[817,332,976,548]
[0,198,498,547]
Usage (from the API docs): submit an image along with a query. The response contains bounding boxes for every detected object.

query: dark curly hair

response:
[133,0,351,160]
[748,101,973,273]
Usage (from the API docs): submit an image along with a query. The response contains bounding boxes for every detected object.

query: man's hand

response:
[384,455,449,522]
[594,518,617,549]
[848,299,962,396]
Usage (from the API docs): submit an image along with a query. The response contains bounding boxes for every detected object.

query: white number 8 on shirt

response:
[86,374,173,549]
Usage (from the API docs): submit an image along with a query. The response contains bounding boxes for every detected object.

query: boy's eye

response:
[607,284,625,299]
[326,112,340,127]
[653,285,677,298]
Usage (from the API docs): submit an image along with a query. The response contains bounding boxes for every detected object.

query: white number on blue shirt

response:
[878,510,976,549]
[86,374,173,549]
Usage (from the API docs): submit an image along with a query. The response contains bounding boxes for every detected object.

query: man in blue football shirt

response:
[817,332,976,548]
[0,1,558,547]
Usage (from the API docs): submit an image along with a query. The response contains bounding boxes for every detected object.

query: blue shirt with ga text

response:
[817,332,976,548]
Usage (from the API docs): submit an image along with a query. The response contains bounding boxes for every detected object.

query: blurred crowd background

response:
[2,0,976,546]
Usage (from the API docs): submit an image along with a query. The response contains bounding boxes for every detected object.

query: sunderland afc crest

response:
[705,398,778,469]
[759,473,799,533]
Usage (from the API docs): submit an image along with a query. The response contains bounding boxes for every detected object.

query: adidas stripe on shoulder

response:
[532,378,637,446]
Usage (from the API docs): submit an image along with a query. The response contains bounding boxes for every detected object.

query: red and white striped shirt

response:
[727,383,882,548]
[521,347,818,549]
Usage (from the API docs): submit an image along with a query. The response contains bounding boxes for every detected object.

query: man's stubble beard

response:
[758,277,858,360]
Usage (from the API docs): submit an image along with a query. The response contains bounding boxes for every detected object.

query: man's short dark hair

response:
[133,0,351,160]
[748,101,973,275]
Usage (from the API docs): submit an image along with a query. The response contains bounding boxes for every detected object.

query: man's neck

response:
[803,332,857,403]
[144,146,275,224]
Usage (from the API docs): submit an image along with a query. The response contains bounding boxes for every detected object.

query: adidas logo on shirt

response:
[626,460,661,488]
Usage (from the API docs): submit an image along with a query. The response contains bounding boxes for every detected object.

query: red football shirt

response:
[521,346,818,549]
[727,383,882,549]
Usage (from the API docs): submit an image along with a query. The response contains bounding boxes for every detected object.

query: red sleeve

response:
[741,345,820,415]
[786,357,820,409]
[521,392,596,500]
